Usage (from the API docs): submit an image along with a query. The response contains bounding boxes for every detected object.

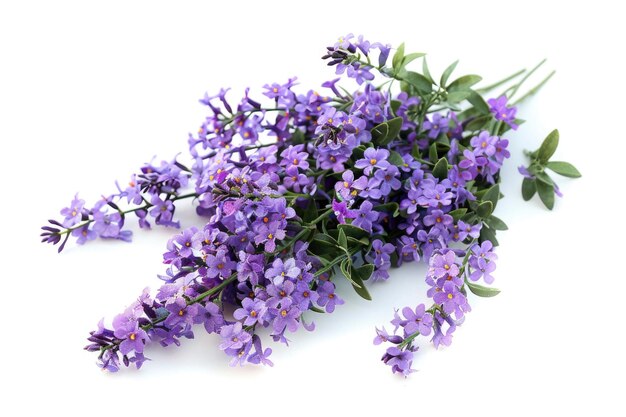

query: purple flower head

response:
[382,346,415,377]
[72,225,97,245]
[60,194,85,227]
[488,95,518,130]
[423,209,453,230]
[316,281,344,313]
[234,298,267,326]
[355,148,390,175]
[469,241,498,284]
[453,220,482,241]
[352,200,379,232]
[433,281,467,318]
[417,179,455,208]
[430,250,460,279]
[366,239,395,269]
[92,211,123,238]
[422,113,450,139]
[174,227,197,258]
[205,249,236,280]
[373,327,403,345]
[114,321,149,355]
[271,298,301,334]
[280,145,310,171]
[219,322,252,351]
[253,221,286,252]
[470,131,497,157]
[398,235,420,263]
[265,258,301,285]
[164,297,202,328]
[374,165,402,196]
[401,304,433,336]
[200,302,224,334]
[335,170,368,201]
[332,199,355,224]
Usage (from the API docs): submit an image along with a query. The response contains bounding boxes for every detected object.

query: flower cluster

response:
[44,34,578,375]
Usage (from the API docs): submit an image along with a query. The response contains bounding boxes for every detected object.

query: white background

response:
[1,1,624,415]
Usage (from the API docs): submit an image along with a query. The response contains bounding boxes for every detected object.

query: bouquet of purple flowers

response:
[41,35,579,376]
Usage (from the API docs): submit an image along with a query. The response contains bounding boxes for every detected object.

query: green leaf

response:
[373,202,400,217]
[447,75,482,92]
[371,123,389,145]
[428,142,438,162]
[521,178,536,201]
[476,201,493,218]
[466,281,501,297]
[390,100,402,115]
[402,52,425,67]
[411,143,421,160]
[388,150,404,167]
[483,184,500,211]
[403,71,432,94]
[440,60,459,87]
[535,171,554,186]
[351,145,366,161]
[536,180,555,210]
[340,258,360,288]
[449,208,468,221]
[465,114,492,132]
[386,117,403,142]
[337,229,348,250]
[432,157,449,180]
[467,90,490,115]
[302,198,318,223]
[291,128,305,145]
[446,90,472,104]
[479,225,499,246]
[422,57,435,85]
[538,129,559,163]
[486,215,508,231]
[392,42,405,70]
[309,305,326,314]
[338,223,370,239]
[350,266,372,300]
[546,161,581,178]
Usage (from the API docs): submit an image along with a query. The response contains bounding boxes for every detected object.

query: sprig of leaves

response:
[521,129,581,209]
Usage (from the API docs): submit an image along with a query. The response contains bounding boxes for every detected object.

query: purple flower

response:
[92,211,122,238]
[219,322,252,351]
[72,225,97,245]
[488,95,518,130]
[254,221,286,252]
[398,235,420,263]
[265,258,301,284]
[335,170,367,201]
[374,165,402,196]
[280,145,310,171]
[234,298,267,326]
[433,281,467,317]
[271,299,301,334]
[355,148,390,175]
[60,194,84,227]
[316,281,344,313]
[382,346,415,377]
[430,250,460,279]
[417,179,454,208]
[352,200,379,232]
[332,199,354,224]
[423,209,453,229]
[373,327,403,345]
[200,302,224,334]
[453,220,481,241]
[205,249,236,279]
[400,188,421,215]
[470,131,497,156]
[422,113,450,139]
[469,241,498,284]
[114,322,148,355]
[174,228,196,258]
[402,304,433,336]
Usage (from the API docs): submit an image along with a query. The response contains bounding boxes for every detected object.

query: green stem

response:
[306,208,334,226]
[507,59,547,100]
[475,68,526,94]
[512,70,556,106]
[188,273,238,305]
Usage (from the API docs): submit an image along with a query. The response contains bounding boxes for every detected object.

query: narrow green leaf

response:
[302,198,319,223]
[446,90,472,104]
[447,75,482,92]
[432,157,449,180]
[392,42,405,70]
[340,258,360,288]
[351,145,366,160]
[467,281,501,297]
[476,201,494,218]
[350,266,372,300]
[402,52,425,67]
[291,128,305,145]
[486,215,508,231]
[373,202,400,217]
[538,129,559,163]
[403,71,432,94]
[521,178,536,201]
[440,60,459,87]
[337,228,348,250]
[422,57,435,85]
[337,223,370,239]
[371,123,389,145]
[483,184,500,210]
[479,225,499,246]
[546,161,581,178]
[390,100,402,114]
[449,208,468,221]
[465,114,492,132]
[535,171,554,186]
[536,180,555,210]
[386,117,403,142]
[467,90,490,115]
[388,150,404,167]
[428,142,438,162]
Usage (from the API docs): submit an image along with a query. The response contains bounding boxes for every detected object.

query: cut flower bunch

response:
[41,34,580,375]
